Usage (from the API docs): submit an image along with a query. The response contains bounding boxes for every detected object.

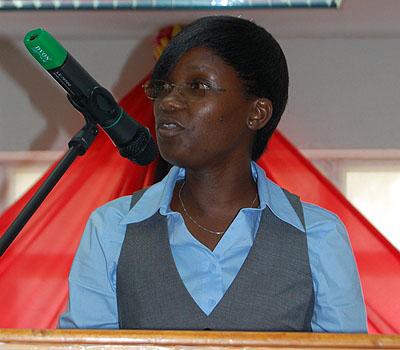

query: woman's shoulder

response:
[82,188,154,247]
[300,200,343,228]
[92,195,134,220]
[300,200,353,255]
[91,183,163,228]
[93,186,152,215]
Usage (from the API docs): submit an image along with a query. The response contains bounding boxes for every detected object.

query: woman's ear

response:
[247,98,273,130]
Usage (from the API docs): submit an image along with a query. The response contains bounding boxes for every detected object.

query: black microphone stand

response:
[0,104,98,256]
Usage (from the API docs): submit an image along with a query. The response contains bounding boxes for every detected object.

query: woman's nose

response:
[158,89,187,113]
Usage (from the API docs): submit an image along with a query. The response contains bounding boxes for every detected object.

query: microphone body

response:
[24,28,157,165]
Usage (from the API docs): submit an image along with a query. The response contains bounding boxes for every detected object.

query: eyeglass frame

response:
[142,79,226,101]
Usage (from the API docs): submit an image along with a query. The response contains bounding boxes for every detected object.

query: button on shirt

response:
[59,162,367,332]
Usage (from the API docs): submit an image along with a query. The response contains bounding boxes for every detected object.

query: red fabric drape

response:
[0,76,399,332]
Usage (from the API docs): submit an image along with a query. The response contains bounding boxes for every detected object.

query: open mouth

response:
[157,120,185,137]
[159,122,181,130]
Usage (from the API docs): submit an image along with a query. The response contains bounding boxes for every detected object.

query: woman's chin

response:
[158,149,186,168]
[159,151,203,170]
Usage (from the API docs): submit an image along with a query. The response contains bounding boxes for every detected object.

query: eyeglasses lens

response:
[144,81,169,100]
[144,80,208,100]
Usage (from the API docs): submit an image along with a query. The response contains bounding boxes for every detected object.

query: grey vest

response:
[117,188,314,331]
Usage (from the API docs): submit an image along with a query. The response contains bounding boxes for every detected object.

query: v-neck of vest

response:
[162,208,270,318]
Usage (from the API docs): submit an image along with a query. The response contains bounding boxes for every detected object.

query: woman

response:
[59,16,367,332]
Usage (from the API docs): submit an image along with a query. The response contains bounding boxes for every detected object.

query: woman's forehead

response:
[167,47,240,83]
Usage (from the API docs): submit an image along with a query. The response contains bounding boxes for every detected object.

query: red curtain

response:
[0,76,399,332]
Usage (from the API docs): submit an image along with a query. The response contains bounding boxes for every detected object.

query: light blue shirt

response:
[59,162,367,332]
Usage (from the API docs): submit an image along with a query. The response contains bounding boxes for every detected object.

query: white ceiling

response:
[1,0,400,40]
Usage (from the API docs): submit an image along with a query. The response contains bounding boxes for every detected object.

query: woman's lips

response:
[157,120,185,137]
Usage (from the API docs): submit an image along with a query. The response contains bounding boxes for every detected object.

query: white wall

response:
[281,38,400,149]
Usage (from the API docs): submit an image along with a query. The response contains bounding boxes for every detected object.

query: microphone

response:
[23,28,158,166]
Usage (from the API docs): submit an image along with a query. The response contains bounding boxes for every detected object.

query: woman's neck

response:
[182,160,257,212]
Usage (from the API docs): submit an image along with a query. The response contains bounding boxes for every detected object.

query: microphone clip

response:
[67,86,120,128]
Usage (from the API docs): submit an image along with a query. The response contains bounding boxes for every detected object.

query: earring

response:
[248,120,254,127]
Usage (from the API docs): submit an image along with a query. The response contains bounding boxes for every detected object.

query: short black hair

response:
[152,15,289,160]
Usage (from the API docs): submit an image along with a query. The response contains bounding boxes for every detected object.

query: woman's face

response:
[153,47,256,170]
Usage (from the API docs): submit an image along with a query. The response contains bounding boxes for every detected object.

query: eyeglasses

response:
[143,80,226,101]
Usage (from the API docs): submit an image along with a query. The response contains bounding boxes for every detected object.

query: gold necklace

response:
[178,181,258,236]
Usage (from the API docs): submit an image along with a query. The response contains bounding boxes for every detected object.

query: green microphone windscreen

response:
[24,28,68,71]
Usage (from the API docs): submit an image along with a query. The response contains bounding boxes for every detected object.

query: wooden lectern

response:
[0,329,399,349]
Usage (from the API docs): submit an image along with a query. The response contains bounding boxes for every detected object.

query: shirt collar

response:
[120,162,305,232]
[255,164,305,232]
